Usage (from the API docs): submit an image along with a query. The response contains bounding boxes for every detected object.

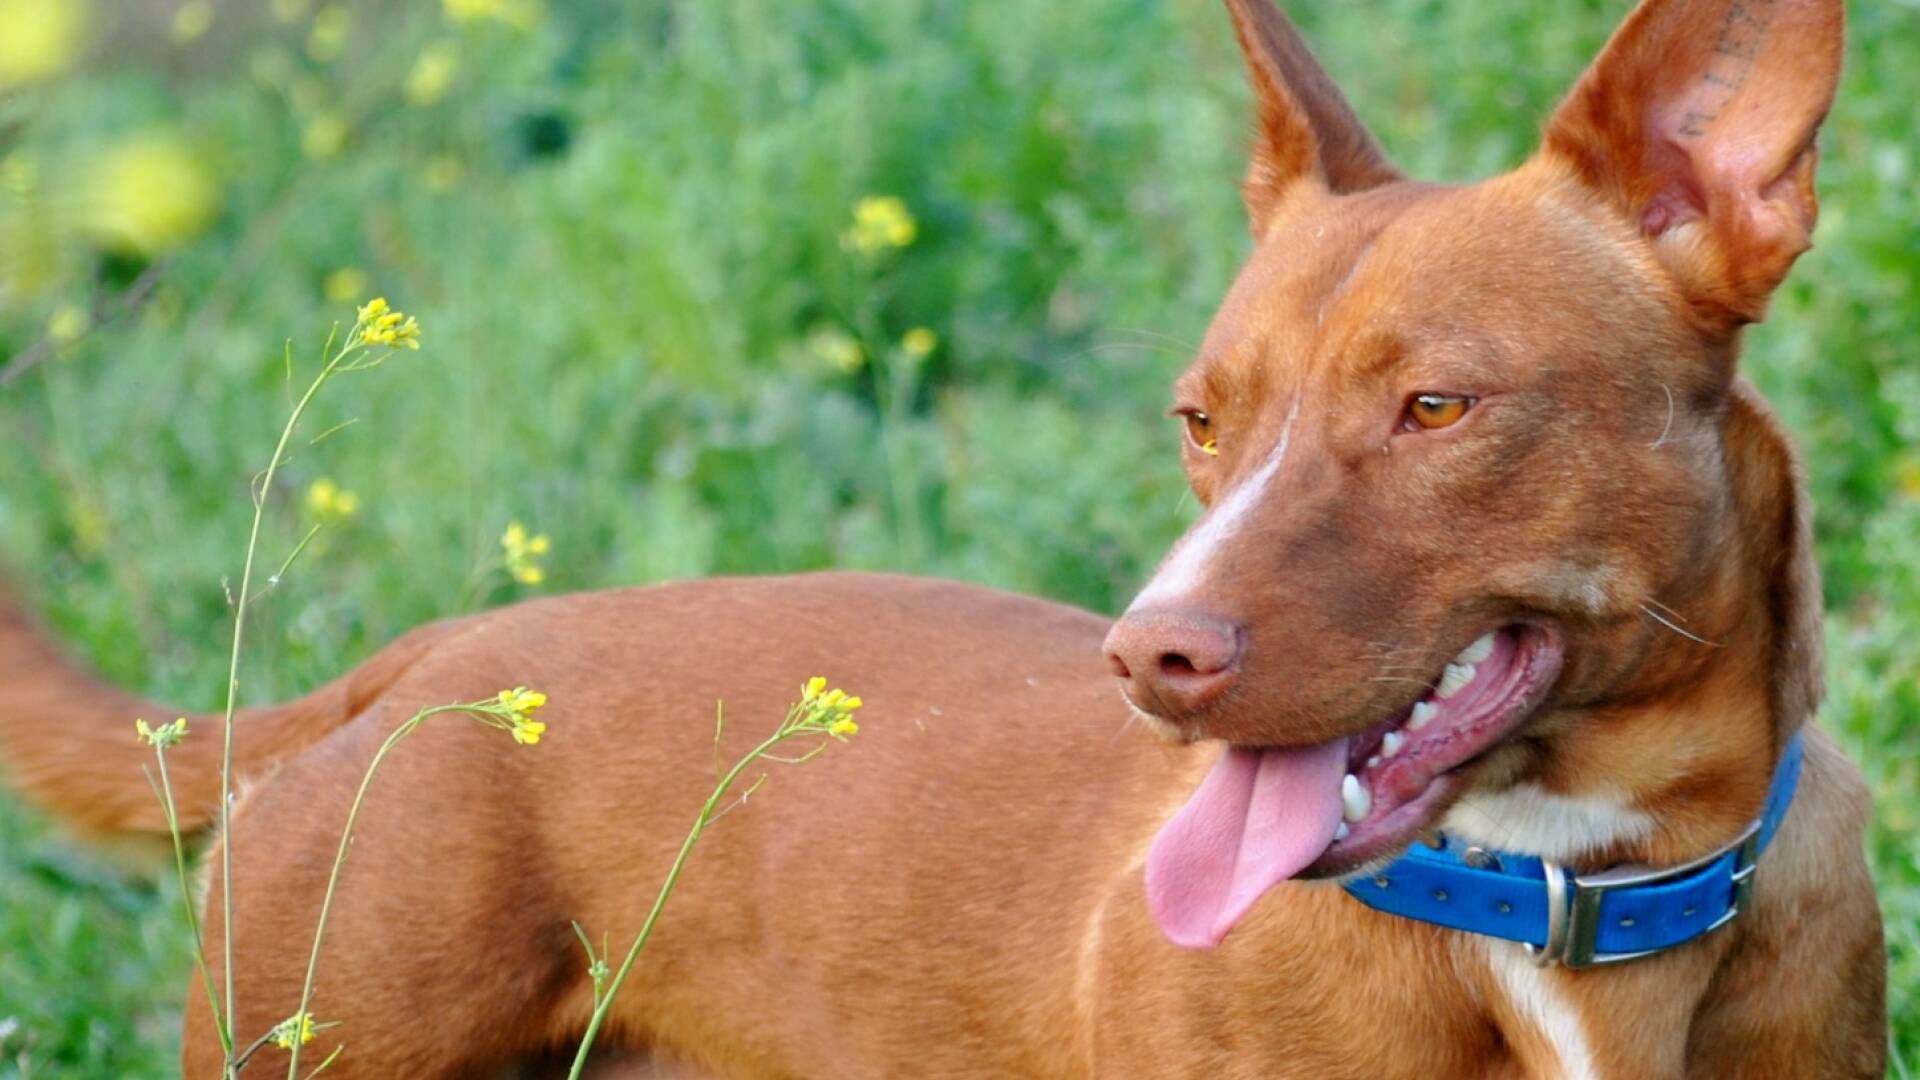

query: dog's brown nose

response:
[1103,608,1243,719]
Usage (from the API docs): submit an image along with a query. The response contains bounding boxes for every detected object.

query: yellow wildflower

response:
[841,195,917,254]
[307,4,349,62]
[302,111,349,159]
[499,686,548,713]
[497,686,549,745]
[305,478,360,521]
[501,520,551,585]
[0,0,89,89]
[69,496,108,555]
[171,0,212,43]
[79,132,218,256]
[444,0,499,19]
[269,1012,315,1050]
[806,326,864,373]
[444,0,540,29]
[797,676,863,734]
[901,326,937,359]
[404,42,459,106]
[374,315,422,348]
[1896,456,1920,501]
[47,304,89,344]
[352,297,421,349]
[135,717,190,749]
[323,266,367,304]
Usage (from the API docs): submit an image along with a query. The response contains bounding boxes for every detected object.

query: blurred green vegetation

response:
[0,0,1915,1075]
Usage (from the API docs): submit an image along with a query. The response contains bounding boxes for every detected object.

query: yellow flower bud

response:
[901,327,937,358]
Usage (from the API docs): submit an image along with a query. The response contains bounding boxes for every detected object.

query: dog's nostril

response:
[1159,652,1200,677]
[1108,652,1133,680]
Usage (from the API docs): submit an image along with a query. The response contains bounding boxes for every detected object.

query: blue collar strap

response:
[1342,731,1805,969]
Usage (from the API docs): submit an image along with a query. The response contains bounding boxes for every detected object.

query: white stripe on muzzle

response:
[1130,396,1302,611]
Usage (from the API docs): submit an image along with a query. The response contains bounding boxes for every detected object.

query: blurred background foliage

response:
[0,0,1915,1074]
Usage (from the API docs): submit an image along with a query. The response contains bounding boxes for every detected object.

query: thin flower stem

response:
[229,1023,283,1074]
[299,1046,344,1079]
[569,922,609,1007]
[143,753,229,1056]
[563,727,802,1080]
[271,524,326,585]
[284,703,466,1079]
[758,745,829,765]
[306,418,359,446]
[218,334,357,1078]
[703,772,772,827]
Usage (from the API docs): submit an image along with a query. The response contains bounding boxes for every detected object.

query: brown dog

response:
[0,0,1886,1075]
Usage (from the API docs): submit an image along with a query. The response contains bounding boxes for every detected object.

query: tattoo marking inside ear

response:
[1679,0,1779,138]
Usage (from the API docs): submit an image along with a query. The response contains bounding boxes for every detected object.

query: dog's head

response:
[1110,0,1841,948]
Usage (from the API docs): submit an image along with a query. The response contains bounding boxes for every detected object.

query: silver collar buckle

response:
[1524,816,1764,970]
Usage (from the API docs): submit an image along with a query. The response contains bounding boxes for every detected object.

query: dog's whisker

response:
[1449,798,1522,854]
[1640,603,1723,647]
[1064,341,1190,362]
[1648,383,1676,450]
[1643,596,1684,619]
[1106,326,1200,353]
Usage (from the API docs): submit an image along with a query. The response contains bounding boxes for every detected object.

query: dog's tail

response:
[0,586,458,838]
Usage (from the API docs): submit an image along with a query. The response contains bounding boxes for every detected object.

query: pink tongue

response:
[1144,738,1351,949]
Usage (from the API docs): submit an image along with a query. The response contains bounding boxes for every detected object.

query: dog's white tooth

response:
[1341,774,1371,823]
[1408,701,1438,730]
[1437,662,1476,699]
[1334,822,1351,841]
[1366,754,1382,769]
[1382,731,1405,757]
[1457,632,1496,665]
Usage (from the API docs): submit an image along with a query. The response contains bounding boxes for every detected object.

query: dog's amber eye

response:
[1407,394,1471,431]
[1182,411,1218,456]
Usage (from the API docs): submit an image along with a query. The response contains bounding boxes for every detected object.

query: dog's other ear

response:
[1541,0,1843,330]
[1224,0,1399,235]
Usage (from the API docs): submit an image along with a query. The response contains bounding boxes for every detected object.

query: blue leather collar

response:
[1342,731,1805,968]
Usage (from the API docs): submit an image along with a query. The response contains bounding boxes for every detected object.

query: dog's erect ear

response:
[1541,0,1843,330]
[1224,0,1399,234]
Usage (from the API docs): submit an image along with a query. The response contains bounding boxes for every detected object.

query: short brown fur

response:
[0,0,1883,1076]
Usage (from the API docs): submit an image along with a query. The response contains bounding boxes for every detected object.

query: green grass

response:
[0,0,1915,1074]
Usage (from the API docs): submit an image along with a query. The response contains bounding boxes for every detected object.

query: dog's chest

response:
[1479,940,1604,1080]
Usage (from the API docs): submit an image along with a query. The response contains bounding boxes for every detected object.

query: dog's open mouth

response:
[1143,624,1563,949]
